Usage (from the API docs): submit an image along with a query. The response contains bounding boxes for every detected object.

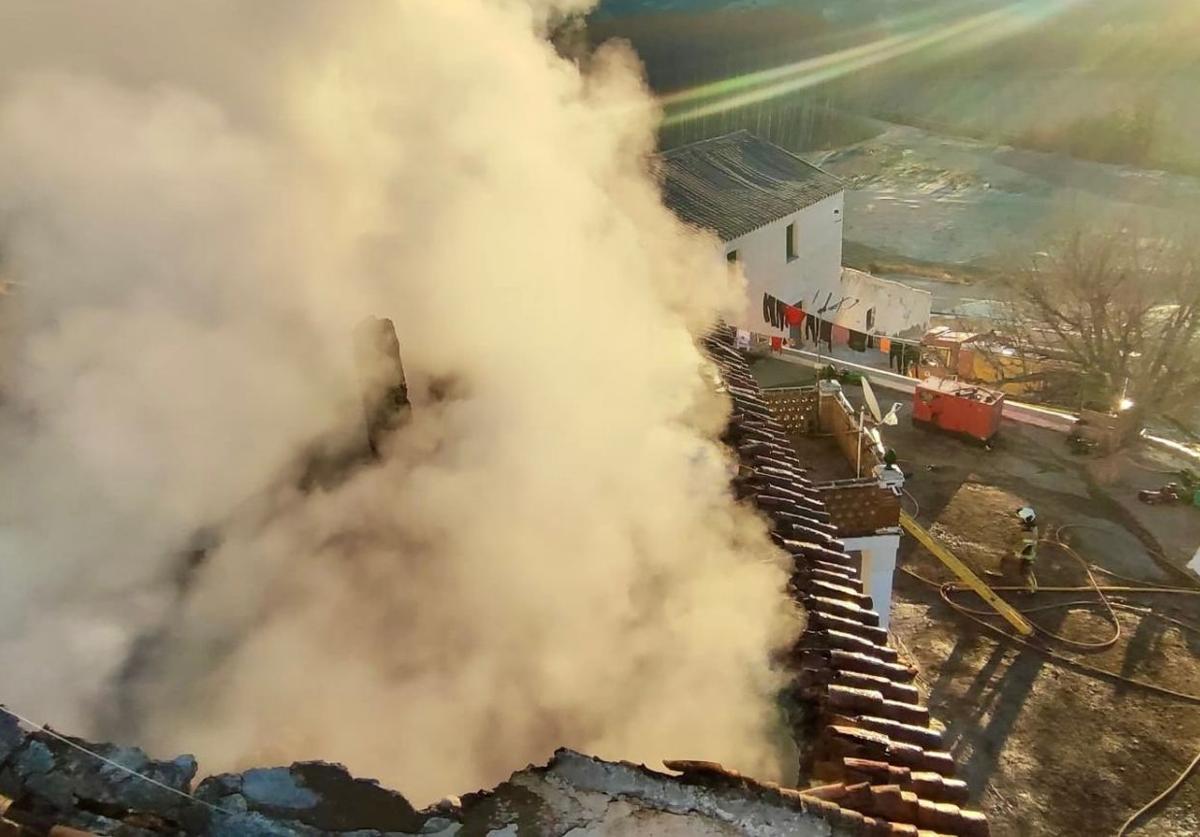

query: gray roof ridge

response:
[660,130,844,188]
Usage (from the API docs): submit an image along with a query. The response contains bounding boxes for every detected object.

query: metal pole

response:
[815,316,822,371]
[857,406,864,478]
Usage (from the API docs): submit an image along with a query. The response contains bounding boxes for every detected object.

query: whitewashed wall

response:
[724,191,845,336]
[841,531,900,629]
[832,268,932,337]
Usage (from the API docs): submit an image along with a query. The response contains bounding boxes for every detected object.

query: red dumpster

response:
[912,377,1004,443]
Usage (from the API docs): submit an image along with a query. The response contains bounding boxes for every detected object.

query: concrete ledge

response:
[776,347,1077,432]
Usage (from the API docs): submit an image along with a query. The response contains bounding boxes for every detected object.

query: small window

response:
[785,223,797,261]
[726,250,739,263]
[866,308,875,331]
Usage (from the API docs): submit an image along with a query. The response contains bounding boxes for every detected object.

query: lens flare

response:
[662,0,1094,127]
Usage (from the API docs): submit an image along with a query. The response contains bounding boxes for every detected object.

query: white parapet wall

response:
[835,267,932,337]
[841,530,901,630]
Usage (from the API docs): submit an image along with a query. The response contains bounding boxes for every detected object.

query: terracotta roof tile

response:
[702,327,987,837]
[832,669,921,704]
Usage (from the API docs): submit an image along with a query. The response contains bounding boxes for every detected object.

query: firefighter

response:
[1012,506,1038,592]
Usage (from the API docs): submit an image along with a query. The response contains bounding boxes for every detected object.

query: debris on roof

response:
[0,710,847,837]
[659,131,844,242]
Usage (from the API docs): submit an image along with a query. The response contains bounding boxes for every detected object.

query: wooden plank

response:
[899,511,1035,636]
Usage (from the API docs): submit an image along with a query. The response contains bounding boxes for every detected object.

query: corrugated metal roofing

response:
[659,131,844,242]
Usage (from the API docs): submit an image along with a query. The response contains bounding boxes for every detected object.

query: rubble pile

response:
[0,710,847,836]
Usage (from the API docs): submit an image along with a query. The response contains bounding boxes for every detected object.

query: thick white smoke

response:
[0,0,799,801]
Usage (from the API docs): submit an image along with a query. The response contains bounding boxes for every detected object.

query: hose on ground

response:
[1115,746,1200,837]
[899,513,1200,834]
[898,565,1200,704]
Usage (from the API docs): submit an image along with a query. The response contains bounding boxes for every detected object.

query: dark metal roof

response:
[659,131,844,242]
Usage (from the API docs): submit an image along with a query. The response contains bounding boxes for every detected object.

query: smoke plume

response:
[0,0,800,801]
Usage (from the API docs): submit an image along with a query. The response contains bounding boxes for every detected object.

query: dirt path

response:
[812,122,1200,274]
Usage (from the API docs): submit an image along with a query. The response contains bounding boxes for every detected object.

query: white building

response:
[837,267,932,338]
[660,131,929,341]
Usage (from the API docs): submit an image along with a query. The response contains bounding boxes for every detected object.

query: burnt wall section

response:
[704,326,989,837]
[353,316,411,458]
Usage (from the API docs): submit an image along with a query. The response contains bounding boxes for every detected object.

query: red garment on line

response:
[785,305,804,326]
[770,336,783,352]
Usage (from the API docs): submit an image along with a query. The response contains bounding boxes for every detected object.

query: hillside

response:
[590,0,1200,176]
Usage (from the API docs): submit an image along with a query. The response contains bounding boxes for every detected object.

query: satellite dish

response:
[861,376,883,423]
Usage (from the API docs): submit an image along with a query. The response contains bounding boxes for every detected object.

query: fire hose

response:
[898,520,1200,834]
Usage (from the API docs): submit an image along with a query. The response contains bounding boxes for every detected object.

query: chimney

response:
[353,317,411,457]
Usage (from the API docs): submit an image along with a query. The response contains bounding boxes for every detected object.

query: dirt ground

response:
[750,356,1200,835]
[810,122,1200,277]
[886,418,1200,836]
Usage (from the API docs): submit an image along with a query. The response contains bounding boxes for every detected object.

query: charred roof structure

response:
[0,328,988,837]
[0,713,934,837]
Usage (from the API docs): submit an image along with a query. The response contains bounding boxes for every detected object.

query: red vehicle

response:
[912,377,1004,443]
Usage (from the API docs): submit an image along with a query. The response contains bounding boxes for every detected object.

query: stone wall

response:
[816,479,900,538]
[761,386,819,434]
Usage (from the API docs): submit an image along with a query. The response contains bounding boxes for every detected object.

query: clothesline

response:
[739,322,925,375]
[0,704,232,817]
[756,293,925,348]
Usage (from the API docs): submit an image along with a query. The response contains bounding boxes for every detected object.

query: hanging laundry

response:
[832,324,850,346]
[805,314,819,342]
[774,298,789,328]
[819,319,833,351]
[763,293,786,328]
[785,305,804,326]
[735,329,751,351]
[848,329,868,352]
[770,336,783,352]
[879,337,892,354]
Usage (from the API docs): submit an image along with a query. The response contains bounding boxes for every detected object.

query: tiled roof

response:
[701,327,990,837]
[659,131,844,242]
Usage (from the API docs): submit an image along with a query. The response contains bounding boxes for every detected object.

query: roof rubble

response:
[0,712,847,836]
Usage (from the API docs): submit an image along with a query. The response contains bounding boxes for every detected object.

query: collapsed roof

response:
[0,328,989,837]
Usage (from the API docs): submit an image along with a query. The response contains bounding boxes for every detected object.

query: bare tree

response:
[997,225,1200,430]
